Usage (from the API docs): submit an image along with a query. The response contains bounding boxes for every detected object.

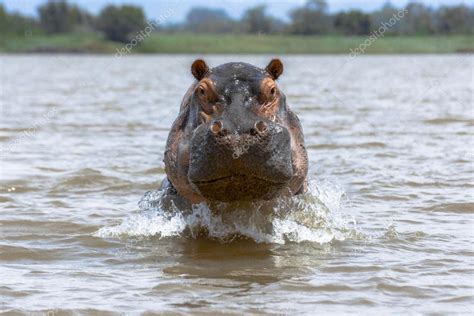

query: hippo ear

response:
[265,59,283,80]
[191,59,209,80]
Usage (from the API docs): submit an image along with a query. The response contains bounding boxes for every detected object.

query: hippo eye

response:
[270,87,276,96]
[196,79,219,113]
[198,87,206,96]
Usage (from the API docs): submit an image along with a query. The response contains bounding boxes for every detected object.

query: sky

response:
[1,0,473,23]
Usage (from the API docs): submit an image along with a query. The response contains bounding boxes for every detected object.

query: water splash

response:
[96,179,357,244]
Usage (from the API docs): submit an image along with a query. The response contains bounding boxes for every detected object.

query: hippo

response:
[162,59,308,205]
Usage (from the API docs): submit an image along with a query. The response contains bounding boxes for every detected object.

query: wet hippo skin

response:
[162,59,308,204]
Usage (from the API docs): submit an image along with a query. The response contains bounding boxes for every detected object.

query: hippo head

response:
[164,59,308,203]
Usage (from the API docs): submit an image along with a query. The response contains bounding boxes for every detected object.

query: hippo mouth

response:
[189,174,289,202]
[192,174,287,185]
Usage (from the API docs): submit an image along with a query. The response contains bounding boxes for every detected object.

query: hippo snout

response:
[188,119,294,202]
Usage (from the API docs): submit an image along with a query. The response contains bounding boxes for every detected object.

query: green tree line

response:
[1,0,473,43]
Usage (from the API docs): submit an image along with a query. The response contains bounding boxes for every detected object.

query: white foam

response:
[95,179,357,244]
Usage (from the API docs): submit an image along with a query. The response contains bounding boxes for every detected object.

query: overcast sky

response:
[2,0,473,23]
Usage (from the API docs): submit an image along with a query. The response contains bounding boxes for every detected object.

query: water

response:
[0,55,473,314]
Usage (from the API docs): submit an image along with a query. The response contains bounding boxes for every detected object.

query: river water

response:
[0,55,473,314]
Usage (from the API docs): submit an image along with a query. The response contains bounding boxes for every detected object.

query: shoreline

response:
[1,34,473,55]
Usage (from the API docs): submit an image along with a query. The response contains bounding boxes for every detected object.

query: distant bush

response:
[38,0,93,34]
[96,5,146,42]
[289,0,332,35]
[185,7,238,33]
[435,5,474,34]
[0,4,40,35]
[334,10,371,35]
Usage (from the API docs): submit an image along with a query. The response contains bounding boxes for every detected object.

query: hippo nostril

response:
[255,121,267,134]
[210,121,223,134]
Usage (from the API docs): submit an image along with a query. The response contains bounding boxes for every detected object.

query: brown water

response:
[0,55,473,314]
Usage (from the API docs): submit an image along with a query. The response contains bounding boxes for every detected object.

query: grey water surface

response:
[0,55,473,314]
